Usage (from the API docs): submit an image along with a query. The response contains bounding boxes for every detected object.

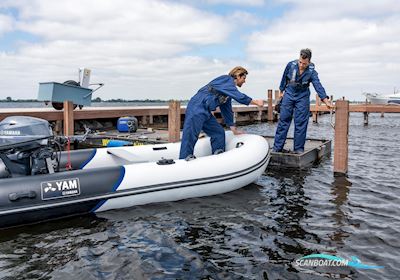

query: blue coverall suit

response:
[273,60,327,152]
[179,75,252,159]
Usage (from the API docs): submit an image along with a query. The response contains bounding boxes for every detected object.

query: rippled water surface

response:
[0,113,399,279]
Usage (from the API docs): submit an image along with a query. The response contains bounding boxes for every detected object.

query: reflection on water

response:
[330,177,352,245]
[0,113,399,279]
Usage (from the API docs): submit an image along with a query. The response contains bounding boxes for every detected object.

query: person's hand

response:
[322,98,333,109]
[230,126,245,135]
[251,99,264,107]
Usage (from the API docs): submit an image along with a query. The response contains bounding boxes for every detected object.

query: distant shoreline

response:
[0,99,186,103]
[0,99,366,103]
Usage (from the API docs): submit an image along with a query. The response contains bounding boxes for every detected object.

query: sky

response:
[0,0,399,101]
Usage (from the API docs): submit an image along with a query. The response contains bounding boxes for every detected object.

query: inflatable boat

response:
[0,117,270,228]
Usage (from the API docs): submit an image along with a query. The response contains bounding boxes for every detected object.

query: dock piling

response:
[313,94,321,123]
[63,101,74,136]
[168,100,181,143]
[256,108,262,122]
[274,90,280,104]
[267,89,273,122]
[363,112,369,126]
[55,120,62,135]
[333,100,349,176]
[312,112,318,123]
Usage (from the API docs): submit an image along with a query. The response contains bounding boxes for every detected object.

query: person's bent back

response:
[179,67,264,160]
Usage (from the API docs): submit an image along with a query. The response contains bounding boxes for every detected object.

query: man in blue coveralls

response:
[273,49,332,153]
[179,66,264,160]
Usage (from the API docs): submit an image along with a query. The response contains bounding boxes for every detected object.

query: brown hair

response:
[300,48,312,60]
[229,66,248,78]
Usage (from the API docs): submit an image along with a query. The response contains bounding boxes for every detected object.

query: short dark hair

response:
[300,48,312,60]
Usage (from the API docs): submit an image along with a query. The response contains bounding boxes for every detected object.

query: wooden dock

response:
[0,105,269,122]
[311,103,400,113]
[0,103,399,123]
[1,92,399,174]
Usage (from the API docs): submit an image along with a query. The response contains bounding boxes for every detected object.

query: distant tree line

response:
[91,97,183,103]
[0,96,188,102]
[0,97,40,102]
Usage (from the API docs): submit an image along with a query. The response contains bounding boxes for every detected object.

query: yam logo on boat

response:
[41,178,81,200]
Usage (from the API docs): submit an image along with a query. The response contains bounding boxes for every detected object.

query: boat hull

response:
[0,133,270,228]
[364,92,400,105]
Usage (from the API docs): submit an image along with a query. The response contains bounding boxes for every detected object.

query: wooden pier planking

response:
[1,103,398,123]
[310,104,400,113]
[0,105,270,121]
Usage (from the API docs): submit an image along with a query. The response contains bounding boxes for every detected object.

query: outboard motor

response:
[0,116,58,178]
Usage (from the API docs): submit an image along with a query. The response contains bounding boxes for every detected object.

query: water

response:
[0,113,399,279]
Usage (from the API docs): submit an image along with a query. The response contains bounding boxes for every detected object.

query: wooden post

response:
[63,101,74,136]
[274,90,280,103]
[313,94,320,123]
[380,112,384,118]
[267,89,273,122]
[312,112,318,123]
[141,116,148,126]
[256,109,262,122]
[55,120,63,135]
[334,100,349,176]
[168,100,181,143]
[363,112,369,125]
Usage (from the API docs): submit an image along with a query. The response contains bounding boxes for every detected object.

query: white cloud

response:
[205,0,265,6]
[228,11,264,26]
[277,0,400,19]
[0,0,399,101]
[0,14,14,36]
[0,0,234,100]
[12,0,230,49]
[245,0,400,99]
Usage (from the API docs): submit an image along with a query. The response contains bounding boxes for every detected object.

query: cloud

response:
[0,14,14,36]
[276,0,400,19]
[228,11,265,26]
[204,0,265,6]
[11,0,230,50]
[0,0,234,100]
[0,0,399,101]
[245,0,400,99]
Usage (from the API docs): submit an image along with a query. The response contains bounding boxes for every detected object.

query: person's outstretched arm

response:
[311,70,332,109]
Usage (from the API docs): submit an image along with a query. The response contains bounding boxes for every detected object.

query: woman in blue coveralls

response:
[179,66,264,160]
[273,49,332,153]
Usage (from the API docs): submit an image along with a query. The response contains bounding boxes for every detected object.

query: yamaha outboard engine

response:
[0,116,57,178]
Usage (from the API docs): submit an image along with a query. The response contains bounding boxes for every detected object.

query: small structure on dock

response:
[37,68,104,110]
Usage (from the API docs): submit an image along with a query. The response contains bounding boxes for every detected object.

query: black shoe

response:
[213,149,224,155]
[272,148,291,153]
[185,154,196,161]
